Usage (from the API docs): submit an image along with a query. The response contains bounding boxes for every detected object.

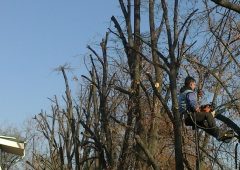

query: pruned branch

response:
[146,73,174,122]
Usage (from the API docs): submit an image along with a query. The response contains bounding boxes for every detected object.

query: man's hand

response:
[197,89,203,98]
[196,107,201,112]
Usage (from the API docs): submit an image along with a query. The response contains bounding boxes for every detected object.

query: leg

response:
[192,112,220,139]
[190,112,233,141]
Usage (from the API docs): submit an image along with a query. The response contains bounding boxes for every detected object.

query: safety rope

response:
[193,112,200,170]
[187,111,218,130]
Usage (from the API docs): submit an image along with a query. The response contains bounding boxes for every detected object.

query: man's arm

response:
[186,92,200,112]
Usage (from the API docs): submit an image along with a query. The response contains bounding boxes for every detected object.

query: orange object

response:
[200,104,213,113]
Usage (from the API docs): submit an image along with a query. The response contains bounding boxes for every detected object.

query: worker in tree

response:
[178,76,233,142]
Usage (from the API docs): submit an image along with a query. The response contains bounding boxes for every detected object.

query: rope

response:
[187,111,218,130]
[194,112,200,170]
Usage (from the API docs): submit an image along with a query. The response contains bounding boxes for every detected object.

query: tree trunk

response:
[170,70,184,170]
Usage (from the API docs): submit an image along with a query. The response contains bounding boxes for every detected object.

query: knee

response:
[205,112,214,119]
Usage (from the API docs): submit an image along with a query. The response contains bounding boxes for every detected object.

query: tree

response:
[24,0,240,169]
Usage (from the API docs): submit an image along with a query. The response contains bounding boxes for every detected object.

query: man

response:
[178,76,233,142]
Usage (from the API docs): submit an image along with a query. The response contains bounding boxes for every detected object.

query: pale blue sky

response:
[0,1,120,126]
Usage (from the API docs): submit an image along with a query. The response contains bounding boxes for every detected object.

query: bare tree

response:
[24,1,240,169]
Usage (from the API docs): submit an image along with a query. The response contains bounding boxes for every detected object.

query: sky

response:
[0,1,120,127]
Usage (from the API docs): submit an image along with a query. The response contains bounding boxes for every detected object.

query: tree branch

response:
[135,135,160,170]
[211,0,240,13]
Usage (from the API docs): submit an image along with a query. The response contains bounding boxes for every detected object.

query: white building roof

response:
[0,136,25,157]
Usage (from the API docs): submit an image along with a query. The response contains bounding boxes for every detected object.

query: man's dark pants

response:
[184,111,219,138]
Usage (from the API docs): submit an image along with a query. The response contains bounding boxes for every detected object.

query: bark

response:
[161,0,184,169]
[169,71,184,170]
[133,0,145,168]
[211,0,240,13]
[216,114,240,136]
[115,0,141,169]
[148,0,163,156]
[61,67,73,169]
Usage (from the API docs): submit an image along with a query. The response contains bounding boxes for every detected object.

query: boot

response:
[211,110,216,117]
[217,130,235,143]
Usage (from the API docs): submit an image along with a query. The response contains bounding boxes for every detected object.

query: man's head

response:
[185,76,196,90]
